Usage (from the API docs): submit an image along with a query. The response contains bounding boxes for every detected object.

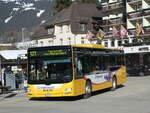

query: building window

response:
[81,37,84,44]
[48,28,54,35]
[111,40,115,47]
[60,38,63,45]
[68,37,71,45]
[124,40,129,44]
[80,23,87,31]
[104,41,108,47]
[118,40,122,46]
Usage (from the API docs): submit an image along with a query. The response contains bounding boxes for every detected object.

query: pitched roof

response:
[0,50,27,60]
[72,3,101,18]
[54,3,102,24]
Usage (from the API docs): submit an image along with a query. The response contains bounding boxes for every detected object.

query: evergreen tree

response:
[54,0,72,12]
[54,0,99,12]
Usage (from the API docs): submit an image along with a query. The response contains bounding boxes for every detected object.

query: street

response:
[0,76,150,113]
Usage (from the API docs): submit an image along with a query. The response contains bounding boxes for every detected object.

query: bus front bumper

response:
[26,90,74,98]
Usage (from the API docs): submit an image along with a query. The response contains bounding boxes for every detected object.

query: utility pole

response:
[0,56,2,94]
[74,34,76,45]
[0,57,2,83]
[22,28,26,48]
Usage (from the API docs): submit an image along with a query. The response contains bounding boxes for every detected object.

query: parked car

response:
[127,65,150,76]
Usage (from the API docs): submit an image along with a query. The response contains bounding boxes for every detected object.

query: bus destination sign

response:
[29,49,68,57]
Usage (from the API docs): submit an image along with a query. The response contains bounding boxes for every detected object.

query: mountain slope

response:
[0,0,55,37]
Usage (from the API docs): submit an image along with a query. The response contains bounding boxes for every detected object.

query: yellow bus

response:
[27,44,126,98]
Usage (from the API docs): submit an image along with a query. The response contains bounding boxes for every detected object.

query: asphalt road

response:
[0,76,150,113]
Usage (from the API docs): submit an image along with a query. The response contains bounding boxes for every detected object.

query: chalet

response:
[44,2,102,46]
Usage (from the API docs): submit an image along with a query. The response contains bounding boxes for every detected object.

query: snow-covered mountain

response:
[0,0,55,36]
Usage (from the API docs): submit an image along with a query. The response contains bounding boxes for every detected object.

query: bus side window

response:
[78,56,91,74]
[75,58,83,79]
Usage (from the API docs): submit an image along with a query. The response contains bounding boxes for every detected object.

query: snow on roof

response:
[0,50,27,60]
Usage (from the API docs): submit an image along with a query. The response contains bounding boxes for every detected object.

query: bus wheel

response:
[111,77,117,91]
[83,81,92,99]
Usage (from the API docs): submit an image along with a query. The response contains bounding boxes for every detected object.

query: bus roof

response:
[72,44,106,49]
[72,44,122,51]
[28,44,122,51]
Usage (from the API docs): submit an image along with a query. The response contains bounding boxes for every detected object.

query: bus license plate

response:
[45,94,51,96]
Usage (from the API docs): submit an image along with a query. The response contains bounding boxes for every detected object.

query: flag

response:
[120,25,127,38]
[135,23,144,36]
[86,31,94,41]
[112,26,118,37]
[96,29,105,40]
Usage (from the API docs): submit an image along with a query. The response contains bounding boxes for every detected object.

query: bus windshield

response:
[28,58,73,84]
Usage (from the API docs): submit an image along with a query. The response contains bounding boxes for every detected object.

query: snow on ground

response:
[20,2,36,11]
[13,8,20,11]
[21,3,34,9]
[4,16,12,23]
[1,0,17,3]
[37,9,45,17]
[41,20,46,24]
[24,7,36,11]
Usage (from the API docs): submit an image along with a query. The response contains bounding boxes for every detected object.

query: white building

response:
[39,3,101,46]
[99,0,150,49]
[127,0,150,39]
[31,0,150,49]
[100,0,128,49]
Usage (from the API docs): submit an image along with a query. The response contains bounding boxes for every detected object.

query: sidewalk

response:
[0,90,25,100]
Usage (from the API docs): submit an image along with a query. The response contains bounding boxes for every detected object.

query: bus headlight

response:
[65,88,72,91]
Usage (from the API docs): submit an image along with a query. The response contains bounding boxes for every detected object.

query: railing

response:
[127,10,150,19]
[103,31,113,38]
[128,27,150,36]
[101,2,124,11]
[101,18,124,26]
[127,12,143,19]
[143,10,150,17]
[127,0,142,3]
[143,28,150,33]
[128,30,135,35]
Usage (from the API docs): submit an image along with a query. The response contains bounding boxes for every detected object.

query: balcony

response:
[128,27,150,38]
[127,12,143,20]
[143,0,150,3]
[101,2,125,14]
[103,31,113,38]
[127,0,142,4]
[139,27,150,38]
[143,10,150,18]
[128,29,135,36]
[127,8,150,19]
[101,18,125,27]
